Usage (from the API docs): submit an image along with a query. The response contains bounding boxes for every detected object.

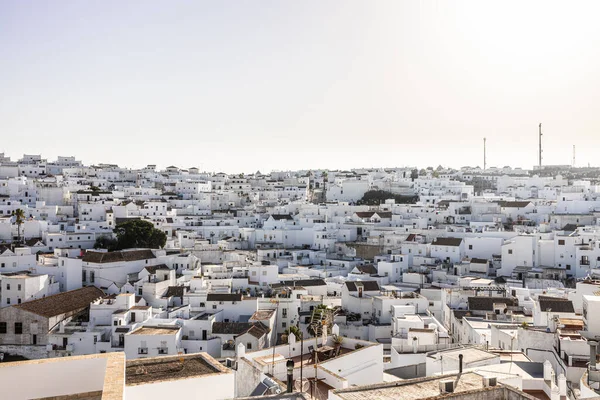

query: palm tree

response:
[12,209,25,244]
[283,325,303,342]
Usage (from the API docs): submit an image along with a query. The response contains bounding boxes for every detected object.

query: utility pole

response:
[573,145,576,168]
[538,123,543,170]
[483,137,487,171]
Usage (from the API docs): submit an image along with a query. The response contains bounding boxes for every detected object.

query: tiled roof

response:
[211,322,269,338]
[270,214,294,221]
[143,264,169,274]
[432,237,463,247]
[355,212,392,219]
[278,279,326,287]
[15,286,104,318]
[246,323,270,339]
[345,281,380,292]
[82,249,156,264]
[468,296,518,311]
[355,265,378,275]
[164,286,187,298]
[497,201,531,208]
[538,296,574,313]
[470,258,488,264]
[207,293,242,302]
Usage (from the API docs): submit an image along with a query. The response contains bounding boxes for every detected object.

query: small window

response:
[14,322,23,334]
[246,342,252,350]
[558,239,565,245]
[18,284,22,291]
[508,249,513,255]
[0,322,6,333]
[6,284,10,290]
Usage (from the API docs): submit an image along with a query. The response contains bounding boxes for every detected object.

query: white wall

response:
[0,356,108,399]
[125,370,235,400]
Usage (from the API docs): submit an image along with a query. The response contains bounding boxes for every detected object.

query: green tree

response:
[12,209,25,244]
[94,235,119,251]
[410,169,419,181]
[283,325,303,342]
[112,220,167,250]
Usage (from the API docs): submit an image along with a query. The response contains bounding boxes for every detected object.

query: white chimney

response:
[558,373,567,397]
[543,360,552,381]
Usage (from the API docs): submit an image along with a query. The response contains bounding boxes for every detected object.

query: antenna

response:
[538,123,543,170]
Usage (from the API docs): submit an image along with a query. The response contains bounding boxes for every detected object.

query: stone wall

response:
[0,344,48,359]
[236,357,266,397]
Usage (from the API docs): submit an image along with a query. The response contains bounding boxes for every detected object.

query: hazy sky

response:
[1,1,600,173]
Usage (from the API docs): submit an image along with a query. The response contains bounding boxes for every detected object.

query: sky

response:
[1,1,600,173]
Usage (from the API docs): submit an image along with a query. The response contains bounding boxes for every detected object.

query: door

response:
[32,335,37,345]
[119,334,124,347]
[202,330,207,340]
[62,337,68,348]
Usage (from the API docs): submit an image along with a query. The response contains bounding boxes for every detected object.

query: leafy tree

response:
[410,169,418,181]
[12,209,25,244]
[94,236,119,251]
[284,325,303,341]
[112,219,167,250]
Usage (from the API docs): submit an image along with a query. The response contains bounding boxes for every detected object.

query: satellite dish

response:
[295,378,310,392]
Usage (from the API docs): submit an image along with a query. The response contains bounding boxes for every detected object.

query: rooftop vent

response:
[483,376,497,387]
[439,379,455,393]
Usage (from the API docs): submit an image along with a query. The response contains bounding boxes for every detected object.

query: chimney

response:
[458,354,463,374]
[590,340,598,370]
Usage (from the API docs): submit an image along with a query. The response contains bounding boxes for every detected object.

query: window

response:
[17,284,21,291]
[82,271,86,282]
[282,308,287,318]
[212,305,217,309]
[566,265,571,270]
[90,271,95,284]
[508,249,513,255]
[0,322,6,334]
[468,245,473,250]
[6,284,10,290]
[200,302,205,308]
[138,347,148,354]
[0,263,4,268]
[246,342,252,350]
[262,271,267,276]
[14,322,23,334]
[6,298,9,304]
[282,322,286,328]
[558,239,565,245]
[17,299,21,304]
